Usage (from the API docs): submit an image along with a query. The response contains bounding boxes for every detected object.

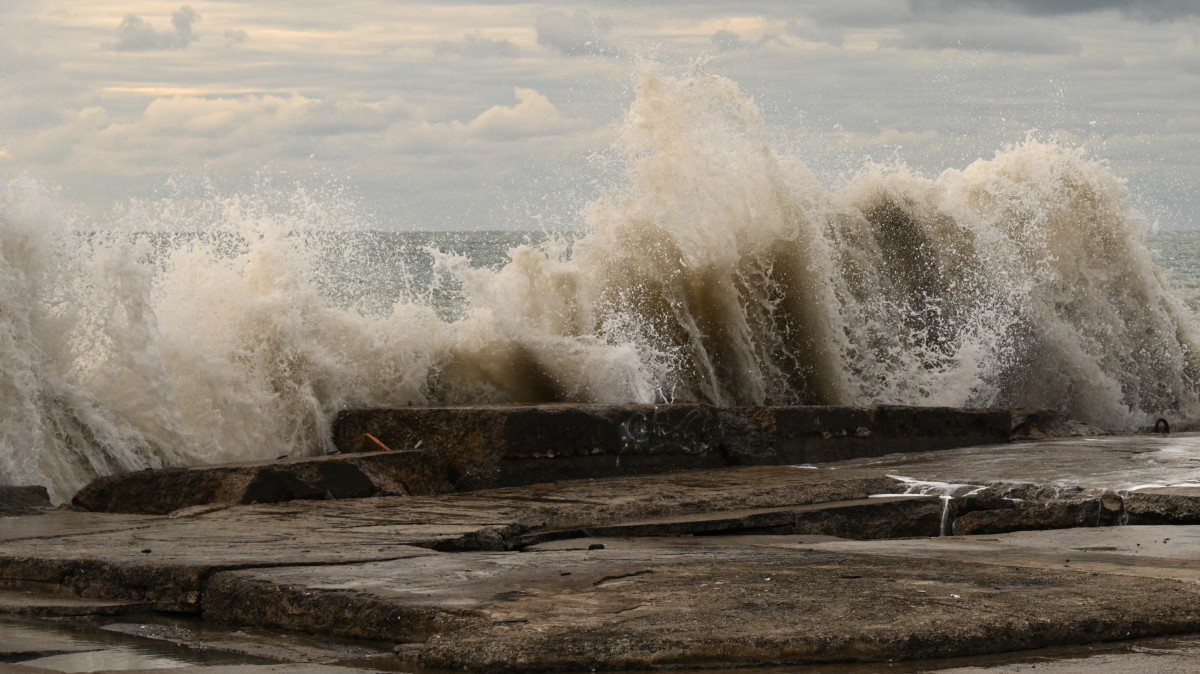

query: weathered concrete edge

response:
[0,548,441,613]
[71,404,1044,514]
[72,449,453,515]
[421,613,1200,673]
[199,549,1200,671]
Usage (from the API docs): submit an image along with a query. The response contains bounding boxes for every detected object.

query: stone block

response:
[0,486,52,515]
[1124,487,1200,524]
[333,404,725,489]
[73,450,450,515]
[952,499,1110,536]
[720,405,1013,465]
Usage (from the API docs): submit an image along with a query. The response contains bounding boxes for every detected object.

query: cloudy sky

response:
[2,0,1199,230]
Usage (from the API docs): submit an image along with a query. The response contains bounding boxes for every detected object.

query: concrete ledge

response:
[1124,487,1200,524]
[332,404,1027,491]
[201,536,1200,671]
[0,487,52,516]
[73,450,451,515]
[719,405,1015,464]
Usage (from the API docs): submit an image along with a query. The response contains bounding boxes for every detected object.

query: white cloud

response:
[108,5,201,52]
[464,88,582,140]
[17,88,581,176]
[19,95,414,171]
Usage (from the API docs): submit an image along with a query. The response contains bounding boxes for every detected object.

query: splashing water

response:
[3,67,1199,501]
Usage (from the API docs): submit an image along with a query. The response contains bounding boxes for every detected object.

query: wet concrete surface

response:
[11,431,1200,671]
[0,612,400,671]
[827,432,1200,490]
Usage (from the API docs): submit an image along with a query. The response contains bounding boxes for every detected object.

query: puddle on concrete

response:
[19,648,193,672]
[1,613,393,672]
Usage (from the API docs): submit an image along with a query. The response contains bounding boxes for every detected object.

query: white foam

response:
[2,66,1198,501]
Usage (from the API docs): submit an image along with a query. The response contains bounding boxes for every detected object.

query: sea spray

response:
[2,66,1199,501]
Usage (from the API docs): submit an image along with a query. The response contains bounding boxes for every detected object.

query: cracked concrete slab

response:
[203,535,1200,672]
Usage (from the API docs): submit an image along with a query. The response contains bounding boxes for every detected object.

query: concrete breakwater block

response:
[332,403,1022,489]
[69,404,1052,515]
[1124,487,1200,524]
[0,486,52,516]
[73,450,452,515]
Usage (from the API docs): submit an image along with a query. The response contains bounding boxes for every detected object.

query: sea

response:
[4,69,1200,501]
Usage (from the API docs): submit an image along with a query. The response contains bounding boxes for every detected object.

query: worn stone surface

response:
[73,450,451,515]
[1124,487,1200,525]
[0,488,51,516]
[204,535,1200,672]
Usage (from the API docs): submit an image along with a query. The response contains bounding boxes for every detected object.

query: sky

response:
[1,1,1199,230]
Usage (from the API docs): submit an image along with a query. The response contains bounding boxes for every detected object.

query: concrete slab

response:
[0,466,903,610]
[202,536,1200,671]
[803,525,1200,582]
[827,433,1200,490]
[72,450,452,515]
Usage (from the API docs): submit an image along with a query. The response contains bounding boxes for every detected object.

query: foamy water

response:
[3,67,1199,501]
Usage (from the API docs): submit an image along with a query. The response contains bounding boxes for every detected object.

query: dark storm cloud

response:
[109,5,200,51]
[535,8,618,56]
